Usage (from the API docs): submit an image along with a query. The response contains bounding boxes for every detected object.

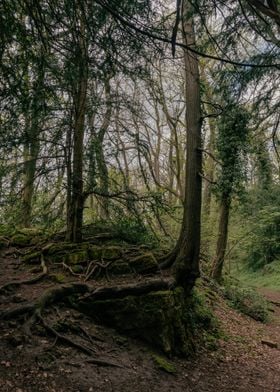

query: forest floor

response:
[0,246,279,392]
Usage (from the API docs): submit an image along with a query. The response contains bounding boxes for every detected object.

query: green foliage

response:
[84,217,157,246]
[246,206,280,270]
[234,261,280,290]
[184,287,220,350]
[223,281,269,322]
[215,102,249,199]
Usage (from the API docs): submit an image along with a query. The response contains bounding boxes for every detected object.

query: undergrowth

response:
[223,279,270,322]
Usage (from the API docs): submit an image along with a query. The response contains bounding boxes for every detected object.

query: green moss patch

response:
[152,354,176,374]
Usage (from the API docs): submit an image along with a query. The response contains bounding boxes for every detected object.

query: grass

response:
[230,260,280,291]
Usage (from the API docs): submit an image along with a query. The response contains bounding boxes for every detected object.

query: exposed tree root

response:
[61,262,82,277]
[85,260,115,281]
[0,255,48,294]
[39,315,96,356]
[40,316,123,367]
[1,279,173,323]
[82,278,174,301]
[0,283,90,322]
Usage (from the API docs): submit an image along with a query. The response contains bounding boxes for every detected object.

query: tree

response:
[211,98,249,282]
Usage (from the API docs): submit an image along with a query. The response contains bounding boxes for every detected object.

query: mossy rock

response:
[10,234,30,247]
[51,273,66,283]
[66,251,88,265]
[71,265,84,273]
[21,251,41,264]
[87,245,123,261]
[18,228,44,237]
[87,245,103,260]
[102,246,122,260]
[78,288,193,356]
[108,260,131,275]
[129,253,158,273]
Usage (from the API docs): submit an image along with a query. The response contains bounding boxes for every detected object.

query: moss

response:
[129,253,158,273]
[51,273,66,283]
[18,228,44,237]
[66,251,88,265]
[87,245,103,260]
[108,261,131,275]
[102,246,122,260]
[10,234,30,247]
[71,265,84,273]
[78,288,193,356]
[152,354,176,374]
[46,242,78,255]
[21,251,41,264]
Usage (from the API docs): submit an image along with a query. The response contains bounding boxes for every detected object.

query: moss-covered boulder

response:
[78,288,194,356]
[10,233,31,247]
[108,261,131,275]
[102,246,122,260]
[21,251,41,264]
[129,253,158,273]
[87,245,122,261]
[87,245,103,260]
[18,228,44,237]
[10,228,46,247]
[66,250,88,265]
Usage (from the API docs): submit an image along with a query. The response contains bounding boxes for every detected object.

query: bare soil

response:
[0,247,279,392]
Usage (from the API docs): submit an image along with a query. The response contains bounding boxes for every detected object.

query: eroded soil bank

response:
[0,244,279,392]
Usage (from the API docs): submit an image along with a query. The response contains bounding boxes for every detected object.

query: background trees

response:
[0,0,279,288]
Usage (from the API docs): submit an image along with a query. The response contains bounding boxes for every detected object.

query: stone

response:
[78,288,193,356]
[10,234,30,247]
[129,253,158,273]
[66,251,88,265]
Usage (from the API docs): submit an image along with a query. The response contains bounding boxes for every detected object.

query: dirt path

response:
[0,249,280,391]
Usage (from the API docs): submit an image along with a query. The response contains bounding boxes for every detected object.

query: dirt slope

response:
[0,248,279,392]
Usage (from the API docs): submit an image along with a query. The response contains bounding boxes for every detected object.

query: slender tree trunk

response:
[66,13,88,243]
[67,76,87,242]
[96,78,112,220]
[173,0,202,292]
[211,194,230,282]
[21,55,45,227]
[21,138,40,227]
[66,117,73,232]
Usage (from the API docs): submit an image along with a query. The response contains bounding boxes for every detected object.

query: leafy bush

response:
[83,216,157,246]
[224,282,269,322]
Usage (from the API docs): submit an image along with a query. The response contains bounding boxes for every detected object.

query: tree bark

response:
[211,194,230,282]
[21,54,45,227]
[173,0,202,292]
[66,12,88,243]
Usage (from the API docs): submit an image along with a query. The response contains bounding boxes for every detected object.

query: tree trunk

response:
[173,0,202,292]
[202,115,216,217]
[66,14,88,243]
[21,55,45,227]
[21,138,40,227]
[211,194,230,282]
